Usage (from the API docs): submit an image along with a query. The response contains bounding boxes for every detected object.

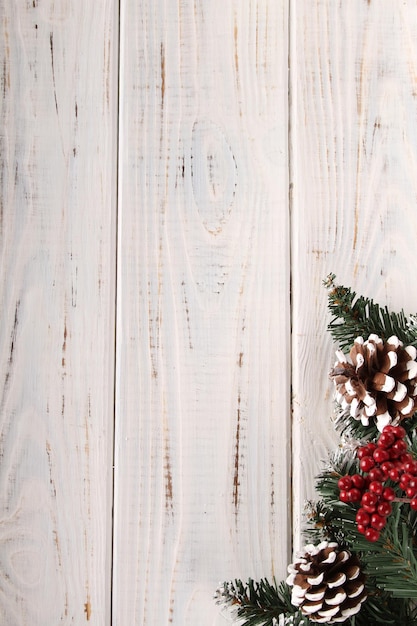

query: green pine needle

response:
[324,274,417,351]
[215,578,308,626]
[216,277,417,626]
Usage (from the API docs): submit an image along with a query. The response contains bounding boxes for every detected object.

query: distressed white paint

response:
[291,0,417,547]
[113,1,290,624]
[0,2,118,624]
[2,1,417,625]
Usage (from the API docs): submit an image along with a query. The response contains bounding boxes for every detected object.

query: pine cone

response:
[330,334,417,431]
[286,541,367,623]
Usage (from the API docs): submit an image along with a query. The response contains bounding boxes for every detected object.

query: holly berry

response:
[336,425,417,541]
[410,497,417,511]
[361,492,378,513]
[380,461,394,477]
[369,480,384,496]
[373,448,390,463]
[377,430,396,448]
[377,501,392,517]
[382,487,396,501]
[392,425,407,439]
[356,509,370,526]
[368,467,384,482]
[406,486,417,498]
[388,467,400,482]
[400,473,412,489]
[365,527,380,542]
[351,474,365,489]
[371,514,386,531]
[339,490,350,503]
[349,488,362,502]
[360,456,375,472]
[391,440,408,458]
[338,476,352,491]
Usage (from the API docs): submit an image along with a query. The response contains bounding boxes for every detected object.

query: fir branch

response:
[324,274,417,351]
[364,507,417,599]
[214,578,307,626]
[217,278,417,626]
[352,593,417,625]
[309,452,417,606]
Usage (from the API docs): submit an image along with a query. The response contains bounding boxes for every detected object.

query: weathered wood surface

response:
[291,0,417,546]
[0,2,118,624]
[3,1,417,625]
[113,1,290,624]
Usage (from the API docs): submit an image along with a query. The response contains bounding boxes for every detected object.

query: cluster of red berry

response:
[337,425,417,542]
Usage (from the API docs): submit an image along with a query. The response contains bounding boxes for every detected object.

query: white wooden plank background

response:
[2,1,417,625]
[291,0,417,547]
[113,1,290,624]
[0,1,118,624]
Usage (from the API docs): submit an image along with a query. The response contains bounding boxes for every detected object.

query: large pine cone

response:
[330,334,417,431]
[286,541,367,623]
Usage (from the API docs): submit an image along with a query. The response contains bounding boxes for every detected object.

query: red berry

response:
[360,456,375,472]
[382,487,396,501]
[357,524,367,534]
[400,473,413,488]
[369,481,384,496]
[378,431,396,448]
[338,476,352,490]
[373,448,390,463]
[339,490,350,503]
[368,468,384,482]
[381,461,394,476]
[388,468,400,482]
[349,488,362,502]
[400,453,413,464]
[357,446,371,459]
[356,509,371,526]
[392,425,406,439]
[403,460,417,474]
[406,486,417,498]
[371,514,386,531]
[390,439,408,456]
[410,497,417,511]
[365,527,380,542]
[377,501,392,517]
[351,474,365,489]
[361,491,378,512]
[391,440,408,458]
[361,491,378,505]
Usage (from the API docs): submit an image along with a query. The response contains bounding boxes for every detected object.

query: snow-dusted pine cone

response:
[330,334,417,431]
[286,541,367,624]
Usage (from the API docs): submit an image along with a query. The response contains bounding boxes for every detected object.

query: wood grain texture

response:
[0,2,118,623]
[5,2,417,623]
[291,0,417,547]
[113,1,290,623]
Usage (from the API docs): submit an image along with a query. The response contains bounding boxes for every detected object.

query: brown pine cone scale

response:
[286,541,367,623]
[330,334,417,430]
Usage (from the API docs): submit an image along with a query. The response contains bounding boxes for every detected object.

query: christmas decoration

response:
[330,334,417,431]
[286,541,367,623]
[215,276,417,625]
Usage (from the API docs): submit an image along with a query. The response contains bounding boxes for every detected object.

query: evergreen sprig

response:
[217,277,417,625]
[303,453,417,624]
[214,578,307,626]
[324,274,417,351]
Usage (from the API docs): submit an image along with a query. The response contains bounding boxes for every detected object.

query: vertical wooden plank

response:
[0,2,118,623]
[291,0,417,547]
[114,1,290,623]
